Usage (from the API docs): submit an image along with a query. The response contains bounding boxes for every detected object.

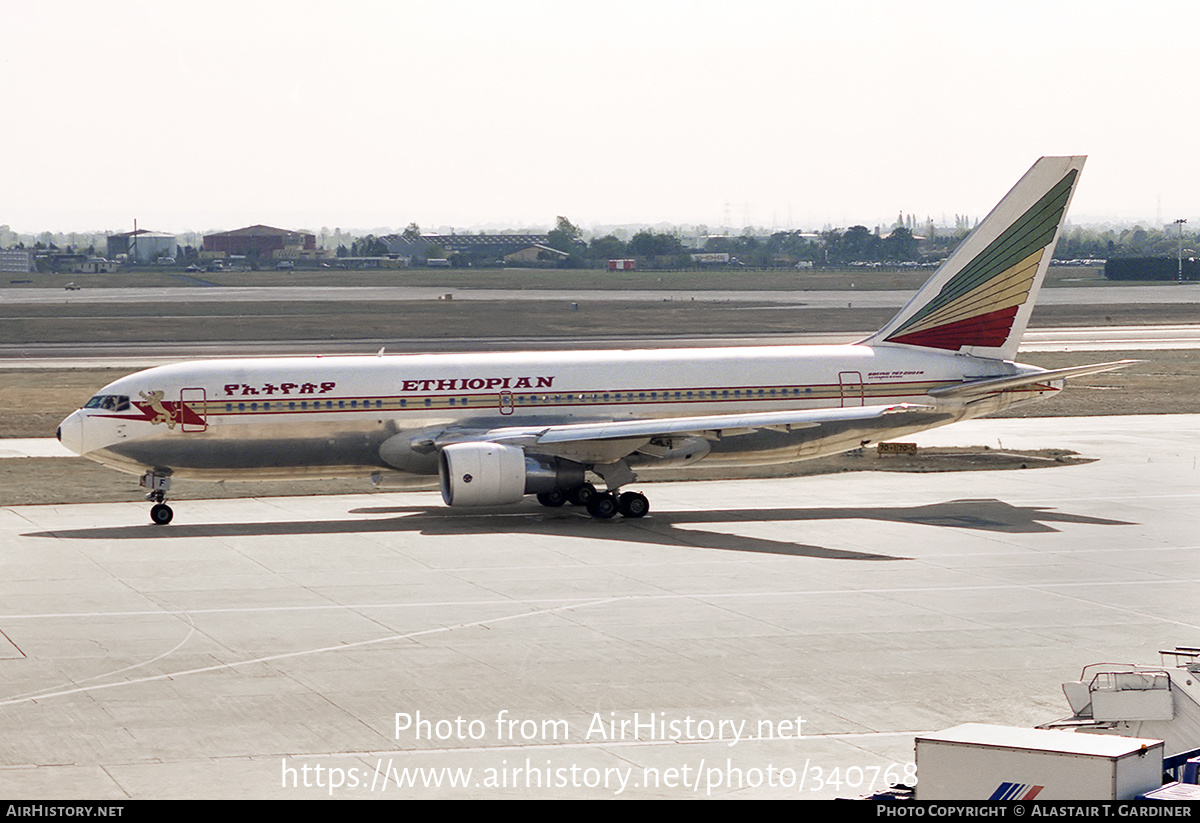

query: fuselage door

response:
[499,390,514,415]
[838,371,864,407]
[180,388,208,432]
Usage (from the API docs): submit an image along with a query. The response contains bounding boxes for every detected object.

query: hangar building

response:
[204,225,317,261]
[106,229,178,263]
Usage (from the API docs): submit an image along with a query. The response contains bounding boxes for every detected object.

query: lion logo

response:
[139,391,177,429]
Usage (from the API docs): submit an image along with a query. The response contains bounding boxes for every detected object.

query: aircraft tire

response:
[537,490,567,507]
[617,491,649,519]
[568,483,597,507]
[150,503,174,525]
[586,493,618,520]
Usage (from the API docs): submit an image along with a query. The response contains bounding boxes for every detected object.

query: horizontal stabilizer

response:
[927,360,1139,399]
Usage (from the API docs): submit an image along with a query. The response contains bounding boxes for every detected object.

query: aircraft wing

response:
[431,402,935,449]
[927,360,1139,399]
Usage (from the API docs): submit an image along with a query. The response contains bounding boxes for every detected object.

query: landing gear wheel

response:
[586,493,618,519]
[617,491,649,519]
[568,482,598,507]
[537,489,567,507]
[150,503,174,525]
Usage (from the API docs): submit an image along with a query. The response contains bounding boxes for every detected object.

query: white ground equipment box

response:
[915,724,1163,800]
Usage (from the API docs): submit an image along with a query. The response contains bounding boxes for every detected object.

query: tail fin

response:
[863,155,1086,361]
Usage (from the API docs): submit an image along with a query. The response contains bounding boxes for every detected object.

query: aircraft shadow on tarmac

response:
[26,498,1135,562]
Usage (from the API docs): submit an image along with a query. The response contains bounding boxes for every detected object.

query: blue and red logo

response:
[989,781,1044,800]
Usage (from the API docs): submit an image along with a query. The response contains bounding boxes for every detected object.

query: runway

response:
[1,324,1197,369]
[1,414,1196,798]
[3,282,1200,307]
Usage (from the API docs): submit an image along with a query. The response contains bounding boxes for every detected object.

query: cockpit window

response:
[84,394,131,412]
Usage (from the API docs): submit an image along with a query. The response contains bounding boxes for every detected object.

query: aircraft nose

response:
[58,410,85,456]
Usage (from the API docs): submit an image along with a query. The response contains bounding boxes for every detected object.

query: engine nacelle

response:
[439,442,526,506]
[438,442,585,507]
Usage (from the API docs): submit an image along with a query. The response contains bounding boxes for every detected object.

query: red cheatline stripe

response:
[885,305,1019,350]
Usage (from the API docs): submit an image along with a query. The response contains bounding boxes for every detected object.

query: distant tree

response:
[588,234,627,260]
[628,230,683,258]
[841,225,878,262]
[731,231,767,266]
[627,231,654,257]
[351,235,389,257]
[819,229,841,264]
[767,231,817,264]
[402,222,422,241]
[882,226,918,261]
[547,216,583,253]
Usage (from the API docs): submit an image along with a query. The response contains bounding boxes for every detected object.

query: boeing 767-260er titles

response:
[59,156,1132,525]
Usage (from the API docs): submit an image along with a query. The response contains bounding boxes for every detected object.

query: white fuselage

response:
[58,343,1052,483]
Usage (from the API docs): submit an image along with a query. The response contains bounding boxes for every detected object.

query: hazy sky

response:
[5,0,1198,234]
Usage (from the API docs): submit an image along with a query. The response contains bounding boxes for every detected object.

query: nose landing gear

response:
[140,472,174,525]
[149,500,174,525]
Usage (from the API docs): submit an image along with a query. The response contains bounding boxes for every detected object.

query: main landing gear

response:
[586,490,650,520]
[140,472,173,525]
[536,482,649,520]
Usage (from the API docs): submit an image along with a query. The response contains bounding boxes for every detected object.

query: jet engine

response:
[438,442,585,507]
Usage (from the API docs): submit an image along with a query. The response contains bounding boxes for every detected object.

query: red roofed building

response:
[203,225,317,261]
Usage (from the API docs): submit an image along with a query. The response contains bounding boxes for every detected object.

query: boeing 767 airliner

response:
[58,156,1131,524]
